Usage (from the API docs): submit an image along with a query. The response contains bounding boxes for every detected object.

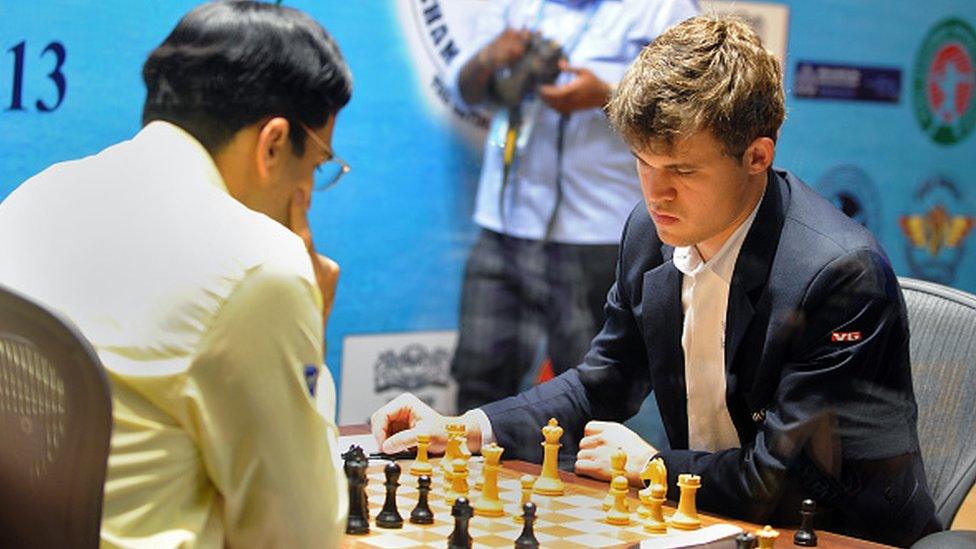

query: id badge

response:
[487,97,542,156]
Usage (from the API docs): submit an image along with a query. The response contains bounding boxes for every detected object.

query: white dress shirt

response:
[0,121,346,548]
[673,198,763,452]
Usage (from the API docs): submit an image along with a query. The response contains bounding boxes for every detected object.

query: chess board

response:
[341,457,739,549]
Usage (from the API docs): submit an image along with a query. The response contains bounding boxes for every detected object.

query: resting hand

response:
[538,62,612,114]
[289,190,339,331]
[574,420,658,486]
[370,393,486,457]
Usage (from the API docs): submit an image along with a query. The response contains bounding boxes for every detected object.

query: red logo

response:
[831,331,863,342]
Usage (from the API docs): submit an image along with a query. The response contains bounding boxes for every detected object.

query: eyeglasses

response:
[301,123,350,191]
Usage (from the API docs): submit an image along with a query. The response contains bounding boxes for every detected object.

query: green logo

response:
[913,18,976,145]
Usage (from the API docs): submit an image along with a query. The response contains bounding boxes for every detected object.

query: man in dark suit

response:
[371,15,940,545]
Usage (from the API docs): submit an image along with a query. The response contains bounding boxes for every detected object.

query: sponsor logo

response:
[900,175,975,283]
[831,331,862,343]
[340,331,458,423]
[794,61,901,103]
[374,343,452,392]
[813,165,882,234]
[913,18,976,145]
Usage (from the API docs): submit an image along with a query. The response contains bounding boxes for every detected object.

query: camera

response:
[490,35,564,108]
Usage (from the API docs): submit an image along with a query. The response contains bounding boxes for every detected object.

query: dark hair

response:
[142,1,352,154]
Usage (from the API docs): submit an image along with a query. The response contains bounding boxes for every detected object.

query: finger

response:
[538,83,559,98]
[574,458,605,481]
[578,434,601,449]
[562,62,584,76]
[383,428,420,454]
[584,420,612,436]
[576,447,597,462]
[369,410,389,444]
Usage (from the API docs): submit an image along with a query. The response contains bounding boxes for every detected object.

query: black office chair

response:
[0,283,113,548]
[900,277,976,530]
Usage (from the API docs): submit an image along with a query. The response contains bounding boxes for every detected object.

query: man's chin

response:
[653,227,694,249]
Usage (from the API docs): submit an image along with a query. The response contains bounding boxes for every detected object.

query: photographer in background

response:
[449,0,698,411]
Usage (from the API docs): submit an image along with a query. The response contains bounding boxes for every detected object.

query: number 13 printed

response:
[8,40,67,112]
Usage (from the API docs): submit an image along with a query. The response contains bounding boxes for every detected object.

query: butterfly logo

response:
[900,204,974,256]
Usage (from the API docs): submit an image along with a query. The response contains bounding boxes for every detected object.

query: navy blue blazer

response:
[481,169,940,545]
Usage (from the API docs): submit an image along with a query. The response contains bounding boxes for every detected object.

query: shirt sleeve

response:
[443,0,510,106]
[184,261,347,549]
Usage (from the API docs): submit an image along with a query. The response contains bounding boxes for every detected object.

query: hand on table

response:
[538,61,613,114]
[289,190,339,332]
[369,393,484,456]
[574,420,658,486]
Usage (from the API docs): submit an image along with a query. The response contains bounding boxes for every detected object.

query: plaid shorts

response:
[451,229,618,410]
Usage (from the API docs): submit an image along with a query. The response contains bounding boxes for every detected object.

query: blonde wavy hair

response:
[607,15,785,159]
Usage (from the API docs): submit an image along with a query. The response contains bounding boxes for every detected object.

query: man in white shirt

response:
[0,2,351,547]
[447,0,699,410]
[370,15,940,545]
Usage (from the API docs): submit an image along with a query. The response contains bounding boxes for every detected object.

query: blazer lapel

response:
[725,171,788,372]
[641,248,688,449]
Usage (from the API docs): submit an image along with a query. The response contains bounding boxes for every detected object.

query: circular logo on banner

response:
[899,175,974,284]
[394,0,492,142]
[813,165,881,234]
[913,18,976,145]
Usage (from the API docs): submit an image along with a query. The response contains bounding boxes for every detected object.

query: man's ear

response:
[743,136,775,175]
[254,117,291,182]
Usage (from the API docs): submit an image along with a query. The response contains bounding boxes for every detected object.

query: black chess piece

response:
[343,445,370,535]
[448,497,473,549]
[514,502,539,549]
[376,461,404,528]
[410,475,434,524]
[793,499,818,546]
[735,532,757,548]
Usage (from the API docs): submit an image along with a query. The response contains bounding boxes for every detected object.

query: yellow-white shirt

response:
[0,121,347,548]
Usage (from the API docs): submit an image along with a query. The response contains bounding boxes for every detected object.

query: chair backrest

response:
[900,277,976,527]
[0,283,112,548]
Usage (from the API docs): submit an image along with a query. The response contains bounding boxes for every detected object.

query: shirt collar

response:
[672,190,765,284]
[137,121,230,195]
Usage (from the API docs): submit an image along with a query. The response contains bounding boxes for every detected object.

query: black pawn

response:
[514,502,539,549]
[448,497,473,549]
[410,475,434,524]
[735,532,756,548]
[793,499,818,546]
[343,445,370,535]
[376,462,404,528]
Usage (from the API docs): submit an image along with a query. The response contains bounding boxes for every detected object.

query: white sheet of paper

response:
[338,434,379,455]
[640,523,743,548]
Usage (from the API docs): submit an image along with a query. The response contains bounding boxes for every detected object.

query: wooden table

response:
[339,425,890,548]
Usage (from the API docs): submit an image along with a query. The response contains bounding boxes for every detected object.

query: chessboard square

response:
[556,506,606,521]
[542,511,595,525]
[474,517,517,533]
[472,534,516,547]
[562,518,622,533]
[612,529,650,543]
[426,524,455,536]
[356,533,424,548]
[535,524,590,538]
[558,494,602,508]
[398,529,444,542]
[562,533,629,547]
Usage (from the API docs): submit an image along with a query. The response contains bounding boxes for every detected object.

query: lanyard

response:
[530,0,602,58]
